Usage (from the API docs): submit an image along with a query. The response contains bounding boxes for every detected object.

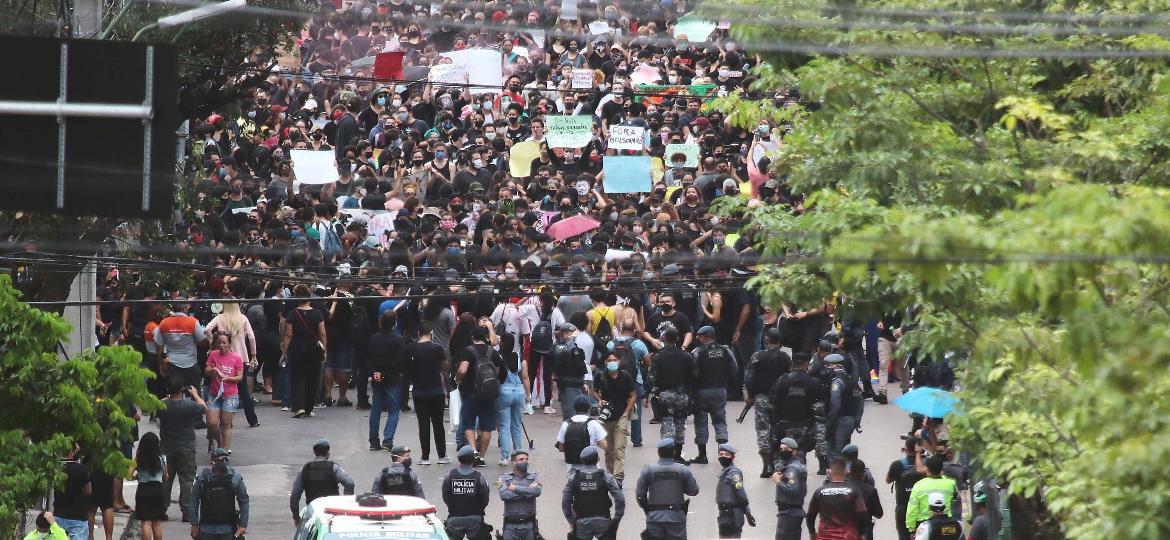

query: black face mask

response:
[778,449,795,461]
[717,456,733,467]
[660,304,674,313]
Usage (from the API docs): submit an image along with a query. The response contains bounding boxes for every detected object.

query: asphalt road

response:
[130,386,914,540]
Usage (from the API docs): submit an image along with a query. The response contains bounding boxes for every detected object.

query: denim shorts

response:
[325,343,353,373]
[208,394,240,412]
[459,392,498,432]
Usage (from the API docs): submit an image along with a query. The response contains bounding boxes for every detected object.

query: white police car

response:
[294,493,448,540]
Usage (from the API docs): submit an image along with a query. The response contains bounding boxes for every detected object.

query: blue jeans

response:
[276,361,291,405]
[631,382,645,446]
[558,383,584,421]
[56,517,88,540]
[496,384,526,461]
[370,384,401,446]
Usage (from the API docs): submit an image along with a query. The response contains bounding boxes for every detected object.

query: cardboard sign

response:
[439,49,503,95]
[373,51,404,81]
[546,115,593,148]
[604,156,652,193]
[429,63,468,86]
[665,143,700,168]
[607,125,645,151]
[571,69,594,89]
[290,149,338,184]
[631,64,661,86]
[509,140,541,177]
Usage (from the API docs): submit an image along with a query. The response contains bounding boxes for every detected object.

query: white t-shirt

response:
[574,332,595,382]
[555,414,607,446]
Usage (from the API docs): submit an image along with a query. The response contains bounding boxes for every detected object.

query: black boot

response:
[760,453,774,478]
[816,453,828,475]
[690,445,708,465]
[673,444,689,465]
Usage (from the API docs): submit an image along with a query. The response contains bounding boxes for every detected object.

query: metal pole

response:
[141,46,154,211]
[97,0,135,39]
[56,43,68,209]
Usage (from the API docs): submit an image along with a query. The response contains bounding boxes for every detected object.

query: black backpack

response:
[562,419,590,465]
[611,338,640,382]
[592,307,614,342]
[350,303,371,346]
[468,345,500,402]
[531,320,554,354]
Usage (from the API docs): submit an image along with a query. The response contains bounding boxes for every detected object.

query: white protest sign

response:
[560,0,578,20]
[588,20,611,35]
[571,69,593,89]
[665,143,701,168]
[290,149,338,184]
[367,211,397,247]
[439,49,503,95]
[429,63,468,86]
[607,125,645,151]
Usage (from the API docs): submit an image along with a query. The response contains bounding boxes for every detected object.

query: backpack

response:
[611,338,640,382]
[531,320,554,353]
[350,303,371,347]
[562,419,590,465]
[468,345,500,402]
[554,341,586,378]
[592,307,614,342]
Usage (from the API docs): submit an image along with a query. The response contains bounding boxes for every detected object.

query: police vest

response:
[378,467,413,496]
[200,473,237,526]
[927,516,963,540]
[749,348,787,394]
[445,469,484,517]
[646,464,685,509]
[696,344,732,388]
[715,467,742,505]
[836,376,861,417]
[571,469,612,518]
[301,461,338,502]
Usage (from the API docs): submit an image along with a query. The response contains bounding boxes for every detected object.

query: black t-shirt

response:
[455,342,505,395]
[647,310,693,346]
[286,306,326,352]
[889,458,924,507]
[597,370,636,413]
[325,298,351,343]
[404,340,448,397]
[54,460,89,520]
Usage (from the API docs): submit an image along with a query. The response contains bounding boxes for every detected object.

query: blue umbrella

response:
[894,387,958,418]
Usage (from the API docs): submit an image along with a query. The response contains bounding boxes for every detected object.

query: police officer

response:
[553,323,588,421]
[714,443,756,538]
[649,328,695,463]
[771,437,807,540]
[562,446,625,540]
[499,450,542,540]
[372,445,425,498]
[913,493,962,540]
[689,326,737,465]
[768,353,824,466]
[808,338,837,475]
[839,444,876,486]
[825,354,864,461]
[189,448,248,540]
[635,438,700,539]
[442,446,492,540]
[290,439,355,525]
[744,328,790,477]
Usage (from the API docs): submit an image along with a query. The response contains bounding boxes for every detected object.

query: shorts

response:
[326,343,353,373]
[459,392,498,432]
[208,394,239,412]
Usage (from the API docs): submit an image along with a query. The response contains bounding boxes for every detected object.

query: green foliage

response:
[710,0,1170,537]
[0,275,158,534]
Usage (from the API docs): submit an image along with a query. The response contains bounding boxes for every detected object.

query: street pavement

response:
[128,387,914,540]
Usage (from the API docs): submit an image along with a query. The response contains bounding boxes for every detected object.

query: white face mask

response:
[391,99,402,107]
[667,76,679,84]
[504,268,516,277]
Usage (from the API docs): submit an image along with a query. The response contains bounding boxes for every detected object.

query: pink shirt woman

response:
[206,348,244,398]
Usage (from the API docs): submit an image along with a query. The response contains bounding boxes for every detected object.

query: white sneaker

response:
[524,404,535,415]
[437,457,451,464]
[281,406,290,412]
[543,405,556,415]
[498,458,510,467]
[418,459,432,466]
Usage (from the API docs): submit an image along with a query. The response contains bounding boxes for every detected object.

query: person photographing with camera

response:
[593,350,636,484]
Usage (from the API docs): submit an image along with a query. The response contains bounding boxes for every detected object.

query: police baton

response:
[735,401,754,424]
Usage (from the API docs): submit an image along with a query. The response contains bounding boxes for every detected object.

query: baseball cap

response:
[697,325,715,336]
[928,492,946,508]
[559,323,577,333]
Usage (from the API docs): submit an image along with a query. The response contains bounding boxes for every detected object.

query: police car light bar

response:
[324,506,437,519]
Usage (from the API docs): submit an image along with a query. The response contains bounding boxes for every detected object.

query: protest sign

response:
[604,156,652,193]
[675,14,717,42]
[634,83,717,105]
[439,49,502,95]
[509,140,541,177]
[560,0,578,20]
[631,64,661,86]
[290,149,337,184]
[429,63,468,86]
[571,69,594,89]
[607,125,645,151]
[367,211,396,247]
[665,143,700,168]
[546,115,593,148]
[588,20,611,35]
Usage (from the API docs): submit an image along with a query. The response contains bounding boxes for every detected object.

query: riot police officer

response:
[562,446,625,539]
[649,328,695,463]
[499,450,542,540]
[808,337,838,475]
[771,437,807,540]
[825,354,864,461]
[767,353,824,465]
[635,438,700,539]
[372,445,425,498]
[690,326,737,465]
[442,446,492,540]
[914,493,963,540]
[290,439,355,525]
[744,328,791,477]
[714,443,756,538]
[189,448,248,540]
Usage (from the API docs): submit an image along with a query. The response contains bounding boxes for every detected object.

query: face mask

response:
[485,132,497,141]
[440,96,453,108]
[667,76,679,84]
[606,361,620,372]
[660,304,674,313]
[718,456,733,467]
[398,112,409,121]
[213,459,229,474]
[576,183,589,195]
[779,449,795,461]
[685,193,698,202]
[376,96,387,106]
[472,159,484,168]
[504,268,517,277]
[758,125,770,135]
[713,236,725,245]
[391,98,402,108]
[486,270,498,279]
[435,151,447,160]
[401,457,413,468]
[633,226,642,234]
[515,461,529,474]
[718,69,730,78]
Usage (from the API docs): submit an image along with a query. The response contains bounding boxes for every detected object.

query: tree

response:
[0,274,158,535]
[708,0,1170,537]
